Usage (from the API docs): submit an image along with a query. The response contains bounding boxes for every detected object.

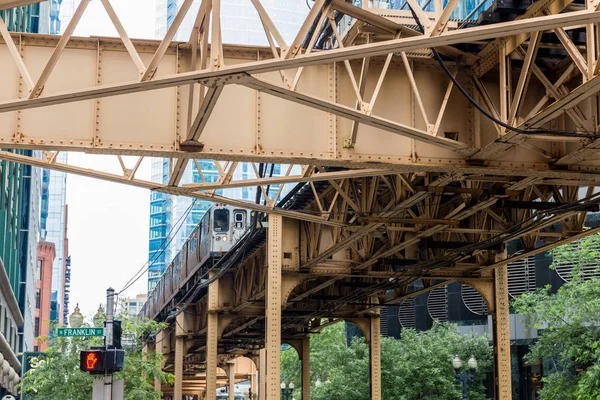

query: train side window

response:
[234,211,245,229]
[213,209,230,232]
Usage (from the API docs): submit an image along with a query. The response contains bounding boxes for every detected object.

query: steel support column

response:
[154,329,165,393]
[492,260,512,399]
[227,362,235,400]
[207,273,220,400]
[266,214,283,399]
[259,348,267,400]
[174,336,184,399]
[302,336,310,400]
[370,315,382,400]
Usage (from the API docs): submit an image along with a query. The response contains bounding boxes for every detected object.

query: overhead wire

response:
[119,198,198,294]
[406,5,600,139]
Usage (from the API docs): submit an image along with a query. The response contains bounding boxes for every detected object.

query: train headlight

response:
[222,236,228,242]
[215,236,221,241]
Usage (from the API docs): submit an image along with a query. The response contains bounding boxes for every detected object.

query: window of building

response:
[36,259,42,281]
[34,345,38,352]
[34,317,40,337]
[35,288,41,309]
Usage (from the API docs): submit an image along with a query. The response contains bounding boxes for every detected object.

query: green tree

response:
[513,234,600,400]
[281,321,492,400]
[20,305,173,400]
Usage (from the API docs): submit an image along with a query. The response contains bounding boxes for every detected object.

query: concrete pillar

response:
[369,316,381,400]
[301,336,310,400]
[493,263,512,399]
[207,272,220,400]
[259,348,266,400]
[227,362,235,400]
[266,214,283,399]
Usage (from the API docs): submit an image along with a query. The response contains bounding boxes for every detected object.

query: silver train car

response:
[141,204,252,320]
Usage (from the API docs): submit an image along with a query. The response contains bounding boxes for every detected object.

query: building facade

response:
[1,10,49,395]
[0,151,37,396]
[40,153,70,326]
[18,153,42,358]
[34,242,55,352]
[0,2,50,33]
[155,0,308,43]
[123,293,147,317]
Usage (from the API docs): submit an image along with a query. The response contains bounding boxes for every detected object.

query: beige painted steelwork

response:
[4,0,600,398]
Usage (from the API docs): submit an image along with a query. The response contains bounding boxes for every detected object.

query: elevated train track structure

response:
[4,0,600,398]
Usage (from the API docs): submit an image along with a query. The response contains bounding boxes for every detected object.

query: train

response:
[141,204,253,320]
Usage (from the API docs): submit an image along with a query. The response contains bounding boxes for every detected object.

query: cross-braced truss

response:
[4,0,600,397]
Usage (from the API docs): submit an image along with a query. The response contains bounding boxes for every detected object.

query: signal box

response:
[79,350,104,374]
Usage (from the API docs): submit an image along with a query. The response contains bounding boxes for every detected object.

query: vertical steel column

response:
[259,348,267,400]
[207,272,220,400]
[369,316,382,400]
[266,214,283,399]
[154,330,164,392]
[175,312,188,399]
[250,372,257,399]
[227,362,235,400]
[302,336,310,400]
[174,336,184,399]
[493,263,512,399]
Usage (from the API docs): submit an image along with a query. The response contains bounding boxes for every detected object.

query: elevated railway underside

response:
[4,0,600,398]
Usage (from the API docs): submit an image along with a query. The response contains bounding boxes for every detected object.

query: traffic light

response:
[80,350,104,374]
[104,320,122,349]
[105,349,125,372]
[113,320,122,349]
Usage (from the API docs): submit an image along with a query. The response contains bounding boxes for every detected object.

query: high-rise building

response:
[0,150,39,396]
[18,152,42,358]
[0,2,50,33]
[122,293,147,317]
[155,0,308,43]
[1,11,48,396]
[148,2,308,291]
[40,153,70,326]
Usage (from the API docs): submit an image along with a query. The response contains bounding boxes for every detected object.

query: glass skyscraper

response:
[156,0,309,43]
[148,1,308,292]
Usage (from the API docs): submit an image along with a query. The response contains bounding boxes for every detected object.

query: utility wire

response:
[120,199,198,294]
[406,5,600,139]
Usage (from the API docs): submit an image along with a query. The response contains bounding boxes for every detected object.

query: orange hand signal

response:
[86,353,98,369]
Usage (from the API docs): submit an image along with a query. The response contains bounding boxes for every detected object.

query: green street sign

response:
[57,327,104,337]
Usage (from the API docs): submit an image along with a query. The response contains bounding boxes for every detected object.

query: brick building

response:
[34,241,55,351]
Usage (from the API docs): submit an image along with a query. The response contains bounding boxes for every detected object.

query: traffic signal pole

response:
[105,287,115,400]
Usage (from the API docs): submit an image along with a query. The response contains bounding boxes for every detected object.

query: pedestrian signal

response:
[80,350,104,374]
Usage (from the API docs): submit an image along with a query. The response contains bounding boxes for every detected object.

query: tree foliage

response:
[281,321,492,400]
[513,234,600,400]
[20,305,173,400]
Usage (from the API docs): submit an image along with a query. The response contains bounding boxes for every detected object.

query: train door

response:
[200,213,210,260]
[231,209,247,244]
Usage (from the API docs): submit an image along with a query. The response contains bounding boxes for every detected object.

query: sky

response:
[65,0,156,317]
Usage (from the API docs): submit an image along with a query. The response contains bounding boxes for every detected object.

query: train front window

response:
[213,209,230,232]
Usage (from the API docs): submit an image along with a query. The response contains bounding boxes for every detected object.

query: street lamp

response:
[452,354,477,400]
[280,381,294,400]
